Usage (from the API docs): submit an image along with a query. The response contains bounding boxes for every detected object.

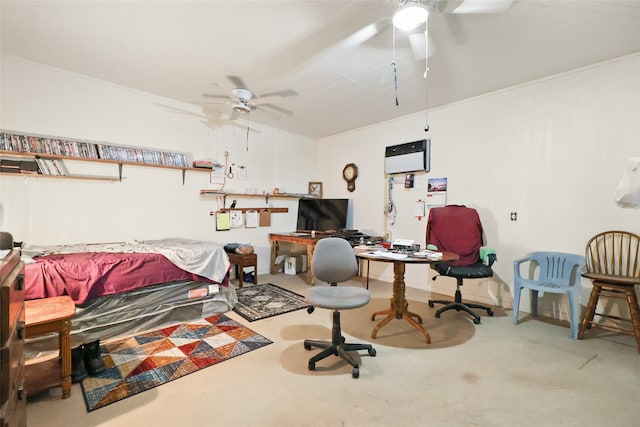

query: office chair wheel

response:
[428,301,435,308]
[473,318,481,325]
[435,312,441,318]
[304,343,312,350]
[487,309,494,316]
[368,348,377,357]
[308,361,316,371]
[307,306,315,314]
[352,367,359,379]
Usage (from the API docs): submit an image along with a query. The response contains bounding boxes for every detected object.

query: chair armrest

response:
[480,247,497,267]
[513,256,532,280]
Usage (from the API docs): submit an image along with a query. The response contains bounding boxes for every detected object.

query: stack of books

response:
[0,157,39,175]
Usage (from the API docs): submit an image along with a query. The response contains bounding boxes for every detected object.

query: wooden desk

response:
[269,233,328,285]
[24,296,75,399]
[356,251,459,344]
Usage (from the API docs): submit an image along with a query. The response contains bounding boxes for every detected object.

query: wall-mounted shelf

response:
[200,190,317,205]
[209,207,289,215]
[1,150,210,184]
[0,130,210,184]
[0,171,119,181]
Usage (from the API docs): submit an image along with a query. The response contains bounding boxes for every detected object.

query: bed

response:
[21,238,236,353]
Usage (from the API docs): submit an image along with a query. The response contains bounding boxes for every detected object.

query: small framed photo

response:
[308,181,323,198]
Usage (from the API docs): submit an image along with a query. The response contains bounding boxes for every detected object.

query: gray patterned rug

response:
[233,283,310,322]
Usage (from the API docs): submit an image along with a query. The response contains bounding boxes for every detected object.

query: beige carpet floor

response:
[26,273,639,427]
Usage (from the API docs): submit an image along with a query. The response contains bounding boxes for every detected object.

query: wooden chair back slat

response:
[585,230,640,278]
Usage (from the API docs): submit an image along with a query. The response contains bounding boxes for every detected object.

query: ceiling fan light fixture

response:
[232,88,253,102]
[392,2,429,30]
[233,103,252,114]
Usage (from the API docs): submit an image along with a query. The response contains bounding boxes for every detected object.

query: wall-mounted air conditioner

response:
[384,139,430,174]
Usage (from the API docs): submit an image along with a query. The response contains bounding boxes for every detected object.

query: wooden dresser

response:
[0,249,27,427]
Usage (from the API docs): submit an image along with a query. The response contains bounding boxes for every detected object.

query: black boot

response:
[71,345,88,383]
[83,340,106,376]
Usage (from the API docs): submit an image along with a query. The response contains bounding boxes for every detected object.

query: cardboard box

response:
[284,255,307,275]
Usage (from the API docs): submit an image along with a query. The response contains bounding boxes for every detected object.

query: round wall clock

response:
[342,163,358,192]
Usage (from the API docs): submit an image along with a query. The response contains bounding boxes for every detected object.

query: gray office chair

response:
[304,238,376,378]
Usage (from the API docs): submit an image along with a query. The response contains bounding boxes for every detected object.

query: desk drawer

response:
[0,307,25,408]
[0,363,27,427]
[1,259,25,346]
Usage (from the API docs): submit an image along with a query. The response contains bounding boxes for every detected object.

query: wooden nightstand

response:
[227,252,257,288]
[24,296,75,399]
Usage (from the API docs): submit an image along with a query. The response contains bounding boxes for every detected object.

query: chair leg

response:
[303,310,376,378]
[435,302,482,325]
[430,287,493,325]
[568,289,580,340]
[513,286,521,324]
[530,290,539,317]
[578,284,601,339]
[624,288,640,353]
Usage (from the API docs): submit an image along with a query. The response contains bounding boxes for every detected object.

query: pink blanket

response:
[25,252,215,305]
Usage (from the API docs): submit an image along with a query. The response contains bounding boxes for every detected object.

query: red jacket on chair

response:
[425,205,483,267]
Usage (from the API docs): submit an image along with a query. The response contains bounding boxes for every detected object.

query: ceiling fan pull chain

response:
[246,119,250,151]
[392,25,399,106]
[424,28,430,133]
[424,28,429,79]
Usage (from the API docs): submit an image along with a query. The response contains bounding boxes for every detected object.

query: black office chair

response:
[303,238,376,378]
[426,205,497,324]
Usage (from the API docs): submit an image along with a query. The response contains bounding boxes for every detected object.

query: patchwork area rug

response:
[81,313,272,412]
[233,283,310,322]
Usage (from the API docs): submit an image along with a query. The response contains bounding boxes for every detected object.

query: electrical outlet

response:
[510,212,518,221]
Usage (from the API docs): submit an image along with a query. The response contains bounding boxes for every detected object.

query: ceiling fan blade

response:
[253,106,282,120]
[452,0,513,14]
[257,1,392,79]
[440,12,468,46]
[227,75,249,89]
[156,102,253,131]
[202,93,232,100]
[155,103,207,119]
[253,93,298,106]
[258,89,299,98]
[195,99,233,106]
[259,103,294,116]
[408,31,430,61]
[339,19,388,50]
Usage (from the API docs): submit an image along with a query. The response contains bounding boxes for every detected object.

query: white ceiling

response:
[2,0,640,139]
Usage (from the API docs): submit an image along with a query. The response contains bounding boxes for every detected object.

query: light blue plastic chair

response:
[513,252,585,339]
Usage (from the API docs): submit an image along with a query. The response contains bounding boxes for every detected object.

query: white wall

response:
[0,54,316,267]
[2,52,639,320]
[317,53,640,319]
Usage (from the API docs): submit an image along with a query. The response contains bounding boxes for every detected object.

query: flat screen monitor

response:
[296,198,349,232]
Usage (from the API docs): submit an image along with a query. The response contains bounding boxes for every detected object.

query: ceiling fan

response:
[343,0,514,61]
[200,75,298,119]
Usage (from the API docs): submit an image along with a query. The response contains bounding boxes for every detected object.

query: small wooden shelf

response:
[200,190,314,198]
[25,356,64,396]
[209,207,289,215]
[200,190,317,205]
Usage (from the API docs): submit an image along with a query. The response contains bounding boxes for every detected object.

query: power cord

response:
[386,176,396,226]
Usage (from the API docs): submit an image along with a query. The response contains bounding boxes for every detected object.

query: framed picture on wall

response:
[308,182,323,198]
